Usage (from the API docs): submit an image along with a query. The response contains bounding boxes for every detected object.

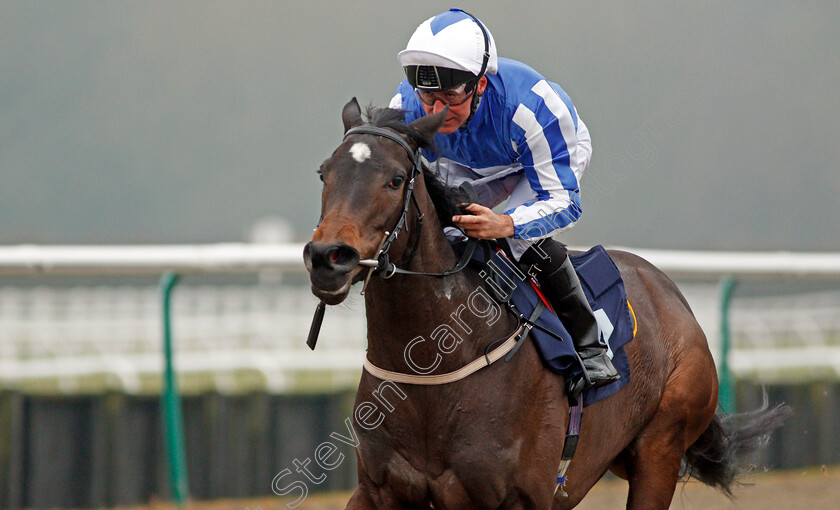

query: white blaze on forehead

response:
[350,142,372,163]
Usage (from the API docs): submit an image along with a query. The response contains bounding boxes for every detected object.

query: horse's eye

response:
[317,171,324,182]
[389,176,405,189]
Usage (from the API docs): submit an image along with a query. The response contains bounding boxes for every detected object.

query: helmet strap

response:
[460,88,483,129]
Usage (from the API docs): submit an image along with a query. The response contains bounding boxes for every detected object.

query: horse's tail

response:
[681,393,792,495]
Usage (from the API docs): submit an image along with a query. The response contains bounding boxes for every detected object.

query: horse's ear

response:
[408,108,448,145]
[342,97,363,133]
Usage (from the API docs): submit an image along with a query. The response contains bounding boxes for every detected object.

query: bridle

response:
[343,125,478,286]
[344,125,425,277]
[307,124,478,350]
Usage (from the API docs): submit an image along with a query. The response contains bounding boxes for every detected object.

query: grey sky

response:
[2,1,838,250]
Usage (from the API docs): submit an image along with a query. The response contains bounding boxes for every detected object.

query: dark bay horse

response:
[303,99,788,509]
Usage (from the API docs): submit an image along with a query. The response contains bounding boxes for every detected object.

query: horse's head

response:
[303,98,448,305]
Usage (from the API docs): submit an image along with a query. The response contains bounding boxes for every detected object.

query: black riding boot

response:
[522,240,620,397]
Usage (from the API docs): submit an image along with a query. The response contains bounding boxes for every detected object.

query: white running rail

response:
[0,244,839,394]
[3,244,840,279]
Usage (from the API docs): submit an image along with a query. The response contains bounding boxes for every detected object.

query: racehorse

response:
[303,98,789,509]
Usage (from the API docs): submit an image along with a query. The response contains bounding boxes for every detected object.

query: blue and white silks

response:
[390,58,592,260]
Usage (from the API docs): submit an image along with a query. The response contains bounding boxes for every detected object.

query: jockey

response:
[390,8,619,396]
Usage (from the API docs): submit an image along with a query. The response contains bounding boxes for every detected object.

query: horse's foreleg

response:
[345,477,425,510]
[344,486,377,510]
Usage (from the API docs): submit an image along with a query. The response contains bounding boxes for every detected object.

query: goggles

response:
[414,83,475,107]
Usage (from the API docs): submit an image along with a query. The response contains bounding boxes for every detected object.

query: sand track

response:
[120,466,840,510]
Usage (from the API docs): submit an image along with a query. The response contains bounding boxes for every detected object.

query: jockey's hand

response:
[452,203,515,239]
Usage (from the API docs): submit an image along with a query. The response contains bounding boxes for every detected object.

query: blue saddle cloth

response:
[481,245,635,407]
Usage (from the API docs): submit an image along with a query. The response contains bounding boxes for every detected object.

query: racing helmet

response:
[398,8,497,92]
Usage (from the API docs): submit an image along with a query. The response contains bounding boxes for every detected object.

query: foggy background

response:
[2,0,838,250]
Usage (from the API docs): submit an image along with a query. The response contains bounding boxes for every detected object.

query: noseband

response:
[342,125,478,283]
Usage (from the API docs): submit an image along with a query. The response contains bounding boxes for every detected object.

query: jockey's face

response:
[420,76,487,134]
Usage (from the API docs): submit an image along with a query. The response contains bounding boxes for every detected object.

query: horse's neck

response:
[363,201,513,373]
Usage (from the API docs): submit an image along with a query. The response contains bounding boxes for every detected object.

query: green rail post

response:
[160,271,189,505]
[718,276,737,413]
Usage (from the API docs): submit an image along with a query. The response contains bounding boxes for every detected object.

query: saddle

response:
[468,242,636,407]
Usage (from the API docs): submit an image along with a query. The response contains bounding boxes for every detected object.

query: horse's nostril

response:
[305,242,360,273]
[326,245,360,269]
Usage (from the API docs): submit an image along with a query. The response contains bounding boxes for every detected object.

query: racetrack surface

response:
[119,466,840,510]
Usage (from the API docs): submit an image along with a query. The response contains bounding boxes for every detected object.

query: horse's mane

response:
[366,106,466,228]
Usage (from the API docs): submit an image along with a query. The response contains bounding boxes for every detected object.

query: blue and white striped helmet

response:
[398,9,497,91]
